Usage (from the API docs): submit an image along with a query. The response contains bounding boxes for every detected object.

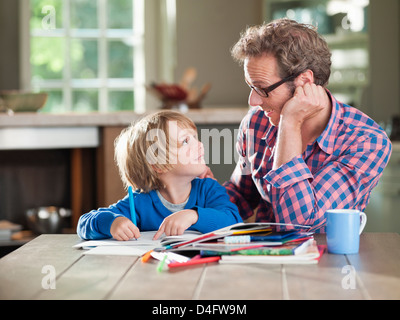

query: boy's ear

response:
[151,164,167,174]
[295,69,314,86]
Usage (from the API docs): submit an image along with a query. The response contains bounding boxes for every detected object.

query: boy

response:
[77,110,242,240]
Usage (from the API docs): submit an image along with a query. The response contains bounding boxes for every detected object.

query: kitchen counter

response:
[2,108,398,152]
[0,107,250,127]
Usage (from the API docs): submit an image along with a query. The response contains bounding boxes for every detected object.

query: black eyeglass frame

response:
[247,73,300,98]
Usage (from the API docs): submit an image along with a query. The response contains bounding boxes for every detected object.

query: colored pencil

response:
[128,186,137,226]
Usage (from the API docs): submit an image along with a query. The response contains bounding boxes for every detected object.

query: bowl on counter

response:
[26,206,71,234]
[0,91,48,113]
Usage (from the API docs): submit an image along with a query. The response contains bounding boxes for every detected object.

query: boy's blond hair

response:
[114,110,197,193]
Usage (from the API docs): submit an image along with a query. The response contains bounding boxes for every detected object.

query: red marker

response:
[167,255,221,268]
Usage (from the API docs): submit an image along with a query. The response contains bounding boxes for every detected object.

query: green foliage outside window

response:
[30,0,137,113]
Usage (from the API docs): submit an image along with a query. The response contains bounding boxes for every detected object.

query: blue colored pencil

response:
[128,186,137,226]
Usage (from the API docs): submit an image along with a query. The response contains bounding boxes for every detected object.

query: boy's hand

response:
[110,216,141,241]
[153,209,198,240]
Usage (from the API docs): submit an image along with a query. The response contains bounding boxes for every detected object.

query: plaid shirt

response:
[224,92,392,233]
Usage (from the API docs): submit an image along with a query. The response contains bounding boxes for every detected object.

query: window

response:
[28,0,145,113]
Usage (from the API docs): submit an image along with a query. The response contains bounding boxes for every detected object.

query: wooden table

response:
[0,233,399,301]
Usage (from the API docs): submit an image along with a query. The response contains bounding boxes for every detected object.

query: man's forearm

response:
[273,118,303,170]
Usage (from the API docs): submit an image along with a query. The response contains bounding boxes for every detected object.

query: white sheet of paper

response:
[82,246,148,256]
[73,231,160,249]
[73,230,201,249]
[150,251,190,263]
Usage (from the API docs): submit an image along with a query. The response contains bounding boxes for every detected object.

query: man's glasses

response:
[247,73,299,98]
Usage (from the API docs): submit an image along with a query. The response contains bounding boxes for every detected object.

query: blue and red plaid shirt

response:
[224,92,392,233]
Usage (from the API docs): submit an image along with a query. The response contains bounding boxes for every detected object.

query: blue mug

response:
[326,209,367,254]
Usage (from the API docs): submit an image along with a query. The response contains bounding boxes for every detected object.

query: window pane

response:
[31,37,65,80]
[107,0,133,29]
[71,39,98,79]
[72,90,98,112]
[30,0,63,29]
[109,91,134,111]
[108,40,134,78]
[40,90,63,113]
[70,0,97,29]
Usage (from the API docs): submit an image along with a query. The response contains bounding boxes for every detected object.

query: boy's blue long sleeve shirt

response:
[77,178,242,240]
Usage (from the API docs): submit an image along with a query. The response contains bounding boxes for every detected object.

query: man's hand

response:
[273,83,331,170]
[198,166,216,180]
[153,209,199,240]
[110,216,141,241]
[281,83,328,126]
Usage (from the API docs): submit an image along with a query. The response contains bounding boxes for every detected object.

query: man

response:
[223,19,392,232]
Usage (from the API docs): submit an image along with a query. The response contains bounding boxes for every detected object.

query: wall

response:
[0,0,20,90]
[173,0,400,121]
[365,0,400,123]
[174,0,263,107]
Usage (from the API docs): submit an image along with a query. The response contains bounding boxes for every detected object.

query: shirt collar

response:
[263,90,342,155]
[263,124,277,147]
[316,90,342,155]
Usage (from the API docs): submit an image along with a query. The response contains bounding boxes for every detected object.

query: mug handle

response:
[359,212,367,235]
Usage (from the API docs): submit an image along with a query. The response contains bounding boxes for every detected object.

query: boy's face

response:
[167,120,206,177]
